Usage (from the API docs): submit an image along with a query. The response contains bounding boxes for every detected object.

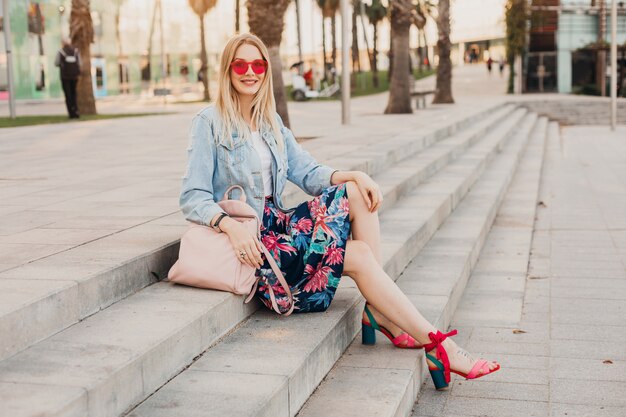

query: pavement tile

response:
[550,379,626,407]
[550,339,626,361]
[550,403,626,417]
[450,380,548,402]
[551,357,626,382]
[550,323,626,343]
[442,396,548,417]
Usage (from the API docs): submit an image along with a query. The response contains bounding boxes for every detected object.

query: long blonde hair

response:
[215,33,284,151]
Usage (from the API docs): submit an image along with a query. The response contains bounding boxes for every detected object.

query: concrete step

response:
[125,111,531,417]
[296,115,548,417]
[0,104,511,363]
[0,106,527,417]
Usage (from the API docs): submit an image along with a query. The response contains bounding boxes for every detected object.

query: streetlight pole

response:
[2,0,16,118]
[610,0,617,131]
[340,0,350,125]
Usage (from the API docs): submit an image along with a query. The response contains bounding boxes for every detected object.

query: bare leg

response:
[345,181,404,337]
[344,239,499,376]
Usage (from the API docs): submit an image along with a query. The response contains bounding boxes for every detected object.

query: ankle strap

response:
[363,305,380,330]
[423,329,458,384]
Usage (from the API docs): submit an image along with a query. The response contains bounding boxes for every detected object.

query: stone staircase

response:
[0,103,548,417]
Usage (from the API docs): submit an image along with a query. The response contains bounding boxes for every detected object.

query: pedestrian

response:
[487,57,493,74]
[179,33,499,391]
[54,39,81,119]
[499,57,505,76]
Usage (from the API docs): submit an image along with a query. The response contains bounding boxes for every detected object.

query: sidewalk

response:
[413,123,626,417]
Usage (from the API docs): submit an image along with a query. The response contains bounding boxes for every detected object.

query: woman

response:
[180,33,499,390]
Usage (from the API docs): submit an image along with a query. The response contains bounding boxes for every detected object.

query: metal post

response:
[340,0,350,125]
[610,0,617,131]
[2,0,17,118]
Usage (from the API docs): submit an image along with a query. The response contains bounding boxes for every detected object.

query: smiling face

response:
[230,43,266,99]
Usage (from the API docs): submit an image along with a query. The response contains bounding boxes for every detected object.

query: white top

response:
[251,131,273,196]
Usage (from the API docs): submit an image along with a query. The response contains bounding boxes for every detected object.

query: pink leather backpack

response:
[168,185,294,315]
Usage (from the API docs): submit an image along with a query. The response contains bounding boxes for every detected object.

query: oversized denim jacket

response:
[180,105,336,225]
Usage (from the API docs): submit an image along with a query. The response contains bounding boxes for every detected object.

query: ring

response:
[239,250,247,258]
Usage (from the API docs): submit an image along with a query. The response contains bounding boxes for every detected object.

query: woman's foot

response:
[362,304,423,349]
[438,338,499,377]
[424,330,500,389]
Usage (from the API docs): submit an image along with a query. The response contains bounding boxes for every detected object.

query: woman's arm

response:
[280,116,335,196]
[331,170,383,213]
[179,113,225,226]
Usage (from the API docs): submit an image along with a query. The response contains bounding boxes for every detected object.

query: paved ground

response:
[414,123,626,417]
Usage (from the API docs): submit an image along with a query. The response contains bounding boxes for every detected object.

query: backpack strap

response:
[244,245,295,316]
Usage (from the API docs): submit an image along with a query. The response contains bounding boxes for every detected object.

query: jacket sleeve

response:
[179,114,224,226]
[279,114,336,196]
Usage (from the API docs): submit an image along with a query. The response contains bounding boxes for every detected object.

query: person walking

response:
[54,39,81,119]
[486,57,493,74]
[180,33,500,391]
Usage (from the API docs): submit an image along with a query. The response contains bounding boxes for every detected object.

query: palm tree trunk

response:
[70,0,97,115]
[432,0,454,103]
[199,14,210,101]
[385,0,412,114]
[331,14,337,73]
[268,45,290,126]
[322,17,327,81]
[235,0,240,33]
[372,23,379,88]
[247,0,292,127]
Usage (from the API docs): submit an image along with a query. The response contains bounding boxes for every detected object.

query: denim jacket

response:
[180,105,336,225]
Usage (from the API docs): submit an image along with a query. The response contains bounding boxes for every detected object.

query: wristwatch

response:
[213,212,229,233]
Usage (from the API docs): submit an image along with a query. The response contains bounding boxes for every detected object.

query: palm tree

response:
[316,0,329,80]
[432,0,454,103]
[247,0,292,128]
[414,0,433,73]
[70,0,97,115]
[188,0,218,101]
[235,0,241,33]
[350,1,360,89]
[317,0,339,82]
[364,0,386,88]
[384,0,413,114]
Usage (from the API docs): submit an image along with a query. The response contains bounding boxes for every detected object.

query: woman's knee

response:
[343,239,374,275]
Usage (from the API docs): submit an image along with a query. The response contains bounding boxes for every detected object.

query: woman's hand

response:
[353,172,383,212]
[219,217,264,269]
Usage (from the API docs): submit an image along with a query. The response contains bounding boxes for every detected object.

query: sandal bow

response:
[423,329,458,384]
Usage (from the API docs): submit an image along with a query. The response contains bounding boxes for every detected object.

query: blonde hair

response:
[215,33,284,151]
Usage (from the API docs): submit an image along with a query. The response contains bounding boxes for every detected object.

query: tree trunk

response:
[70,0,97,115]
[247,0,291,127]
[331,14,337,73]
[432,0,454,104]
[199,14,210,101]
[372,23,379,88]
[351,5,359,89]
[322,17,327,81]
[268,45,290,127]
[235,0,240,33]
[384,1,412,114]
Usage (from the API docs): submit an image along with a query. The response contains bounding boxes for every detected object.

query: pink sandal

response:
[361,305,424,349]
[424,330,500,390]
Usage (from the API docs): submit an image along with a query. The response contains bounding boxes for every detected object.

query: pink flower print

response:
[262,232,297,259]
[311,204,339,240]
[338,197,350,214]
[294,217,313,234]
[264,205,272,216]
[303,264,332,292]
[275,210,287,226]
[324,244,344,265]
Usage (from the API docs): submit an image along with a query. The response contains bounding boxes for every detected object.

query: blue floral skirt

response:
[255,183,351,314]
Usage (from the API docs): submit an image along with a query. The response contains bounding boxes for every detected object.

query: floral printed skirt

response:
[255,183,351,314]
